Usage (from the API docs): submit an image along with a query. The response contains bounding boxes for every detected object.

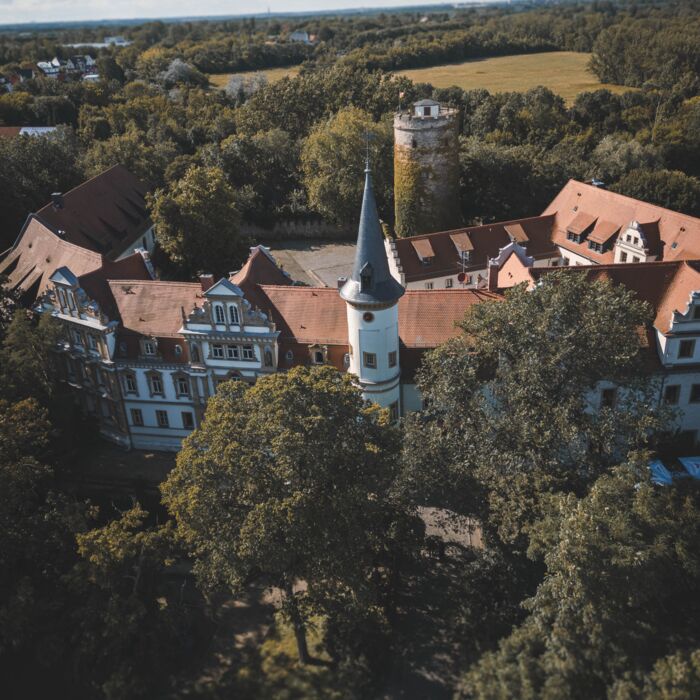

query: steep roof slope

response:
[544,180,700,264]
[35,165,153,259]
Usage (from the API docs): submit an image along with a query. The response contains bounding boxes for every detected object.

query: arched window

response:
[214,305,225,324]
[264,348,273,367]
[229,305,239,325]
[191,344,200,362]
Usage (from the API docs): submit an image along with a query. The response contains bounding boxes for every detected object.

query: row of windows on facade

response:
[130,407,194,430]
[420,250,471,267]
[210,343,258,361]
[566,229,642,253]
[123,372,190,397]
[601,381,700,409]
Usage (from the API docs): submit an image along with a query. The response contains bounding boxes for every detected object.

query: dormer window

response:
[313,349,324,364]
[144,341,155,356]
[229,305,239,325]
[693,306,700,320]
[214,305,225,324]
[360,262,373,293]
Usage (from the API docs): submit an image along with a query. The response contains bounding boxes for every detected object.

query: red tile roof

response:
[0,216,104,300]
[35,165,153,260]
[530,260,700,334]
[108,279,201,337]
[393,215,557,283]
[256,284,501,374]
[544,180,700,264]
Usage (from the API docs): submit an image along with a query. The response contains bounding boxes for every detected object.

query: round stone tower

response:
[393,99,461,237]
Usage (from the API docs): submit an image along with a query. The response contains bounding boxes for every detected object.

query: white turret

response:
[340,164,405,417]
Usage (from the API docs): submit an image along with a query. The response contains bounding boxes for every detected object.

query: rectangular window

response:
[72,329,83,345]
[313,350,324,364]
[144,341,155,355]
[242,345,255,360]
[632,256,640,263]
[678,339,695,359]
[363,352,377,369]
[150,375,163,395]
[562,258,570,266]
[87,334,98,351]
[124,374,137,394]
[226,345,240,360]
[388,350,397,368]
[182,411,194,429]
[693,306,700,320]
[690,385,700,403]
[176,376,190,396]
[156,410,169,428]
[664,385,681,405]
[600,387,617,408]
[620,252,628,262]
[445,278,453,288]
[212,344,224,358]
[130,408,144,426]
[424,282,434,290]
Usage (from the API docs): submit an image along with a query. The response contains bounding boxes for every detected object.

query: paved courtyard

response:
[267,240,356,287]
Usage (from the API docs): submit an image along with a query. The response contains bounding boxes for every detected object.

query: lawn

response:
[398,51,632,103]
[208,65,301,89]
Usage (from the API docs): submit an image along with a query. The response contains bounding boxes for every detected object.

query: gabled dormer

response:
[203,277,246,329]
[450,231,473,264]
[614,220,656,263]
[565,211,597,245]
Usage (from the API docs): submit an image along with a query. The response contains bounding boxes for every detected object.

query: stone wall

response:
[394,108,462,237]
[242,218,353,242]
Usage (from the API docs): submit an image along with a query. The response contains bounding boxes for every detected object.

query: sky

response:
[1,0,461,25]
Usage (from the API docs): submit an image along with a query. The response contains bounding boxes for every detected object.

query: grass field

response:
[398,52,631,103]
[208,65,300,89]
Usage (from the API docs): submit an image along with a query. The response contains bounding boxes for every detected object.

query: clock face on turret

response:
[363,312,375,322]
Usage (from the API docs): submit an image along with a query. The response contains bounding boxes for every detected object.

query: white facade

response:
[346,301,401,416]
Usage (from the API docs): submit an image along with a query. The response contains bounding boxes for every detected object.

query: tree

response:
[458,462,700,699]
[301,107,393,226]
[401,271,670,552]
[612,168,700,217]
[148,165,250,277]
[161,366,404,664]
[158,58,208,89]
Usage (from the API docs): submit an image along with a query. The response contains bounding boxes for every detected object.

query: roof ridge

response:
[402,214,554,241]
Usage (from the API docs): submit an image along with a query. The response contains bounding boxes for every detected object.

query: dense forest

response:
[1,3,700,696]
[1,0,700,268]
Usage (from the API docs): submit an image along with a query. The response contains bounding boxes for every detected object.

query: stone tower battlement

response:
[393,99,462,238]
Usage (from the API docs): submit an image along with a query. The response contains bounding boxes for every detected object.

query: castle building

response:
[394,99,461,237]
[4,163,700,452]
[386,179,700,291]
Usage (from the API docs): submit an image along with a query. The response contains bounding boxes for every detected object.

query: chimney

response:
[337,276,347,289]
[487,260,499,292]
[199,274,214,292]
[51,192,64,210]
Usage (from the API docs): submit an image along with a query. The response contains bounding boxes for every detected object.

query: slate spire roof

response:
[340,164,405,307]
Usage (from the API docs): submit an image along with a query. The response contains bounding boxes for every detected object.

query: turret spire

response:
[340,165,405,307]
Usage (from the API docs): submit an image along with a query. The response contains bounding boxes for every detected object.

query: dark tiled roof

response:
[36,165,153,260]
[393,214,557,283]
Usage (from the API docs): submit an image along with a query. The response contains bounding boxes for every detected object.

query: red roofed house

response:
[385,179,700,290]
[489,240,700,447]
[34,164,156,260]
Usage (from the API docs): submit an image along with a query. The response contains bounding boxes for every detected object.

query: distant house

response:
[0,126,59,139]
[104,36,131,47]
[288,30,313,44]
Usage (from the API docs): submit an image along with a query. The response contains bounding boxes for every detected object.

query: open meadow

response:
[208,65,301,88]
[398,51,632,103]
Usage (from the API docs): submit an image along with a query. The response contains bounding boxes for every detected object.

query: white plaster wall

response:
[401,382,423,414]
[347,302,401,408]
[557,245,595,267]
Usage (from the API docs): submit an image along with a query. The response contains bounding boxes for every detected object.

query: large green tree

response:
[162,366,409,664]
[401,271,670,551]
[148,165,250,278]
[301,107,393,227]
[459,462,700,699]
